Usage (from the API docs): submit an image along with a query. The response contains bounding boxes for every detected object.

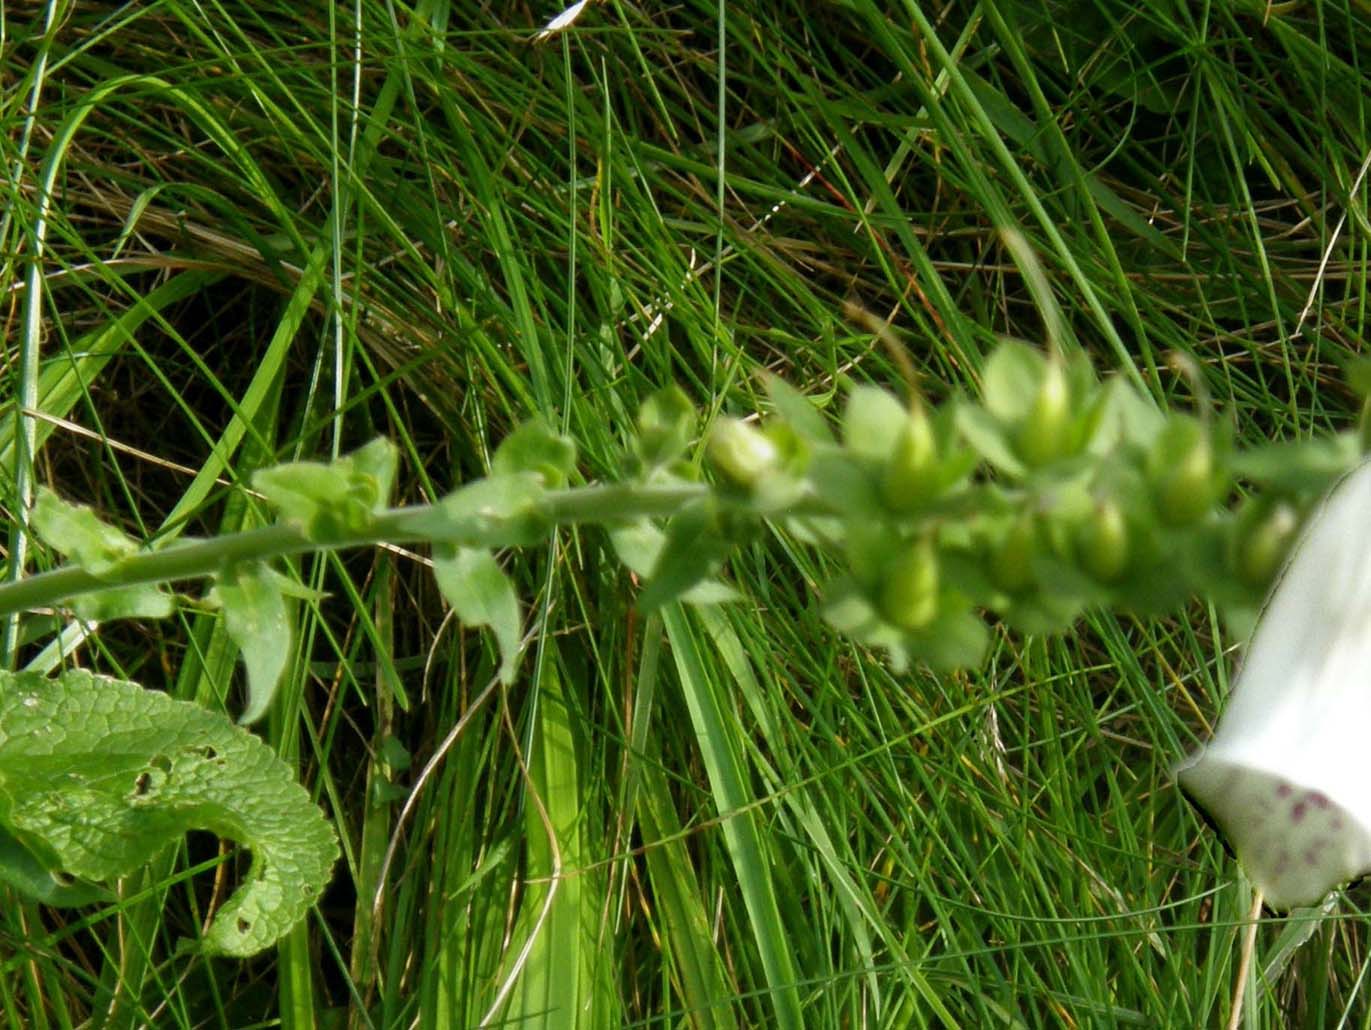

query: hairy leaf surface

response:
[0,670,337,956]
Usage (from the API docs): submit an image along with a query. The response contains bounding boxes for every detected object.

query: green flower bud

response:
[1015,358,1072,467]
[880,404,938,512]
[990,513,1037,594]
[879,537,941,632]
[1233,499,1299,589]
[1078,497,1129,583]
[707,418,779,490]
[1147,416,1223,525]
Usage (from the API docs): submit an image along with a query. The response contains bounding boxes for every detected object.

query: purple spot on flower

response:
[1276,782,1293,799]
[1310,791,1332,809]
[1292,801,1307,822]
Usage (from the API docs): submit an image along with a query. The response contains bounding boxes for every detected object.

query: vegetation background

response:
[2,0,1368,1025]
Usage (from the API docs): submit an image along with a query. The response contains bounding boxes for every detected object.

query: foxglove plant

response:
[2,339,1368,953]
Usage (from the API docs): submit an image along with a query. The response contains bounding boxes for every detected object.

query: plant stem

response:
[0,482,713,618]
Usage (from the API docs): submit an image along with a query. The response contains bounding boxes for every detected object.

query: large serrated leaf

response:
[0,669,337,957]
[0,824,112,908]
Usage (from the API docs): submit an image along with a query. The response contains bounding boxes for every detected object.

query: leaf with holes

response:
[0,669,337,956]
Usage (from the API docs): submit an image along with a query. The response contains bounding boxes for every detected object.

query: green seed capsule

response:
[1148,416,1221,526]
[990,514,1037,594]
[1079,498,1129,583]
[880,404,939,512]
[707,418,779,490]
[1015,358,1072,467]
[879,537,940,632]
[1234,500,1299,589]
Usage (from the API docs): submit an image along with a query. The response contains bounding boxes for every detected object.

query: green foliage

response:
[253,437,398,541]
[431,546,523,684]
[0,670,337,957]
[213,561,293,725]
[6,339,1365,973]
[492,421,577,488]
[706,417,782,490]
[419,474,552,547]
[31,489,174,620]
[635,386,696,469]
[8,2,1371,1022]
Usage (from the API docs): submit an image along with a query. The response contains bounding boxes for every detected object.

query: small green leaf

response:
[254,462,352,532]
[492,422,577,488]
[1083,377,1163,455]
[841,385,907,462]
[214,562,292,725]
[954,402,1026,477]
[636,502,733,612]
[32,489,140,576]
[432,546,522,684]
[0,669,337,957]
[253,438,399,541]
[763,373,834,443]
[981,339,1045,423]
[30,492,175,617]
[636,386,697,467]
[1230,435,1359,493]
[904,604,990,673]
[609,521,739,604]
[608,520,663,578]
[807,445,882,517]
[349,437,399,509]
[378,735,412,773]
[821,577,988,674]
[416,474,550,547]
[72,585,174,622]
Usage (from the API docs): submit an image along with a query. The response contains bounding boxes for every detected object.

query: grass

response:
[3,0,1371,1025]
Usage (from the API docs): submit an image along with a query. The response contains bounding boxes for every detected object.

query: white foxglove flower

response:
[1178,459,1371,910]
